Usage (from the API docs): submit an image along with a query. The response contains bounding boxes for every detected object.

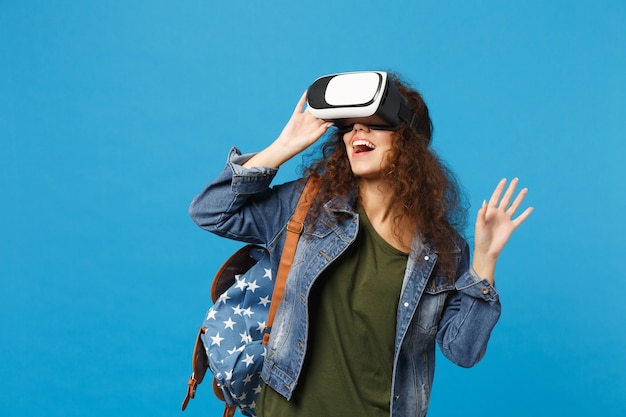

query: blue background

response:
[1,1,625,416]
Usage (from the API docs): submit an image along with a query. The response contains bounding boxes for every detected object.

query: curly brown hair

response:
[303,73,468,278]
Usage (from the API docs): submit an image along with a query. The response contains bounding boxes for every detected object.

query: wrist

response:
[471,252,497,285]
[242,143,291,169]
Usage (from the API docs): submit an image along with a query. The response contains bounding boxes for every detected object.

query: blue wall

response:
[1,1,624,416]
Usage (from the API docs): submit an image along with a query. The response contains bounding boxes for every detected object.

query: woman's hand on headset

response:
[243,91,333,169]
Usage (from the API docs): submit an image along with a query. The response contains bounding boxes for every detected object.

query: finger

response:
[294,90,308,114]
[304,105,325,120]
[304,106,331,126]
[512,206,534,227]
[314,121,334,138]
[507,187,528,215]
[499,177,518,209]
[475,200,487,225]
[488,178,507,207]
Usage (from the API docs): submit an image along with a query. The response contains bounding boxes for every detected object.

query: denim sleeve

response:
[188,147,302,244]
[436,241,502,368]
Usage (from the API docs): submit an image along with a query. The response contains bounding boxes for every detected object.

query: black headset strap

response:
[398,102,428,144]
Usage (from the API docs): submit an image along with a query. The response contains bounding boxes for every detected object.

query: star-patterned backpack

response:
[182,177,320,417]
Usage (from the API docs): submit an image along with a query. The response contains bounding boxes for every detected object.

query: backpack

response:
[182,177,320,416]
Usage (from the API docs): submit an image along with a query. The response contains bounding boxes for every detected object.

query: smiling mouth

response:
[353,139,376,153]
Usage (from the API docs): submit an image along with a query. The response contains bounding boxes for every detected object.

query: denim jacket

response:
[189,148,501,417]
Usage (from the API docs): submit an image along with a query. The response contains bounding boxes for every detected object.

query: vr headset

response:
[307,71,421,135]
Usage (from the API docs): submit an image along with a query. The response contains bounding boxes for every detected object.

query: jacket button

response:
[404,302,409,307]
[481,287,489,295]
[424,255,429,261]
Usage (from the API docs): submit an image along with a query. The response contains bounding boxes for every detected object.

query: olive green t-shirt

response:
[257,207,408,417]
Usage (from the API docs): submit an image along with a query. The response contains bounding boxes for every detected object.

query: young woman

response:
[189,73,533,417]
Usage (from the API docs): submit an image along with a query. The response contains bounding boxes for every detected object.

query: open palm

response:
[474,178,534,260]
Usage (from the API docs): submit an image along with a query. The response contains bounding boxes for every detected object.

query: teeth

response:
[353,140,376,150]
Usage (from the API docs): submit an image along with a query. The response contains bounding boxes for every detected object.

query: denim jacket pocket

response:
[415,275,455,333]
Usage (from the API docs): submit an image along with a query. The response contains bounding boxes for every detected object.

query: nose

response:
[352,123,369,132]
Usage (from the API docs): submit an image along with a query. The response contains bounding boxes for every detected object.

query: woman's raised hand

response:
[243,92,333,169]
[472,178,534,284]
[276,91,334,154]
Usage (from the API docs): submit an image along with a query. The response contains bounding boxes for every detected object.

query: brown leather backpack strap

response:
[182,327,209,410]
[222,404,237,417]
[263,177,320,345]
